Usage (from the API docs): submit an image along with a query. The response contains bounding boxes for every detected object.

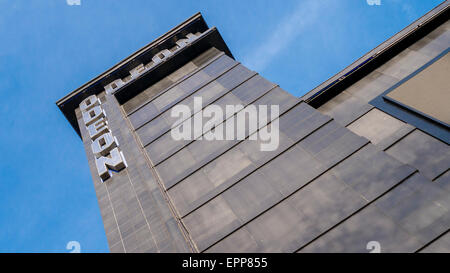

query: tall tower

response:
[57,5,450,253]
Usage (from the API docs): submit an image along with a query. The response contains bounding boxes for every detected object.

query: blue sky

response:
[0,0,443,252]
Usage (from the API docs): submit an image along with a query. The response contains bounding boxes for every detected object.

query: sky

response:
[0,0,444,253]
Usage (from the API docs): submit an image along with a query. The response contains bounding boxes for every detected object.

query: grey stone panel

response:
[386,129,450,181]
[76,108,125,252]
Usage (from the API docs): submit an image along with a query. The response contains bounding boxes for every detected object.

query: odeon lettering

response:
[104,32,202,95]
[80,95,126,182]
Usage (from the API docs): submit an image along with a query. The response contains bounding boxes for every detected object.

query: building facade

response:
[57,3,450,253]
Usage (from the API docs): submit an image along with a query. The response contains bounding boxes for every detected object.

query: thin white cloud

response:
[242,0,322,72]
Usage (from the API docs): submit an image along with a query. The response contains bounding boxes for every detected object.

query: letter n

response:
[95,148,126,182]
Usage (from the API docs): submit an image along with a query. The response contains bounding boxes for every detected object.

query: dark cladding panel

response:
[123,74,173,114]
[221,169,284,223]
[435,170,450,193]
[168,132,292,217]
[375,48,436,81]
[300,205,423,253]
[257,145,326,197]
[200,140,416,252]
[182,196,242,252]
[301,172,449,253]
[122,48,223,114]
[241,200,304,253]
[242,172,366,253]
[373,173,450,245]
[231,75,275,103]
[346,108,408,145]
[330,144,416,201]
[181,144,325,252]
[318,90,373,127]
[386,129,450,180]
[128,54,237,129]
[155,87,299,189]
[209,171,366,253]
[135,70,244,147]
[144,72,273,164]
[419,232,450,253]
[206,227,260,253]
[145,92,243,164]
[343,70,399,103]
[298,120,370,169]
[168,103,332,218]
[410,21,450,58]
